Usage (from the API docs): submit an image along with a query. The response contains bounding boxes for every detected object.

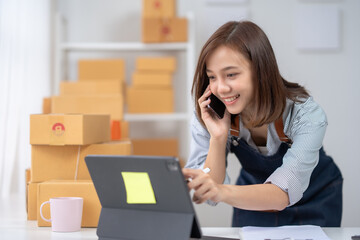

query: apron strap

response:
[230,115,240,137]
[274,117,293,144]
[230,114,292,144]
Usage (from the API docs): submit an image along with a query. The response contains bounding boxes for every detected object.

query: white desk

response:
[1,194,359,239]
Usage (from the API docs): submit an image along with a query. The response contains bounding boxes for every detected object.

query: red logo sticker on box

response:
[52,123,65,136]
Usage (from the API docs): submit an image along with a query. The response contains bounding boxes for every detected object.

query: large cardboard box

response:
[27,182,38,220]
[78,59,125,81]
[60,80,123,95]
[30,114,110,145]
[132,138,178,157]
[142,0,175,18]
[132,72,172,87]
[37,181,101,227]
[136,57,176,72]
[31,141,132,182]
[142,17,187,43]
[126,87,174,113]
[51,95,124,120]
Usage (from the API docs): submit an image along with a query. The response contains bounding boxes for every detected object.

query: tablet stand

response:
[96,207,201,240]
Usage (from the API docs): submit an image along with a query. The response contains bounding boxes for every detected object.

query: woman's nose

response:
[217,78,230,93]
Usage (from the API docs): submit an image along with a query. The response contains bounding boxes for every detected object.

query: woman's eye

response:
[208,76,215,80]
[227,73,238,78]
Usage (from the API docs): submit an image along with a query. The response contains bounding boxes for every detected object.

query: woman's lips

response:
[222,94,240,105]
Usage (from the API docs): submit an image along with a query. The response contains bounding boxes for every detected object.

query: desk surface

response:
[1,194,359,239]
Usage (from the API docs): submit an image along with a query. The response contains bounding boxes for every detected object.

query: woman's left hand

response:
[182,168,224,204]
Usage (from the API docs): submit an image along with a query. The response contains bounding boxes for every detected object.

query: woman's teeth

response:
[224,94,240,102]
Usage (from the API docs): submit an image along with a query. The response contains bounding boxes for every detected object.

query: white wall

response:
[56,0,360,227]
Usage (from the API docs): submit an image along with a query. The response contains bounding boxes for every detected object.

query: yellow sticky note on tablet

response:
[121,172,156,204]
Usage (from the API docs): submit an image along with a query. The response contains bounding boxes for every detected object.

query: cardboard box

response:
[132,72,172,87]
[136,57,176,72]
[142,0,176,18]
[27,182,38,220]
[142,17,187,43]
[126,87,174,113]
[78,59,125,81]
[31,141,132,182]
[26,168,31,183]
[111,120,129,140]
[25,168,31,217]
[132,138,178,157]
[132,138,185,168]
[60,80,123,95]
[30,114,110,145]
[51,95,124,120]
[37,181,101,227]
[42,97,51,114]
[120,121,129,139]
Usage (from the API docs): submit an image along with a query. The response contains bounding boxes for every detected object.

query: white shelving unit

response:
[54,12,196,159]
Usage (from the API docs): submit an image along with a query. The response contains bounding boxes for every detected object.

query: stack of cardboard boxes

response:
[27,0,189,225]
[127,57,175,113]
[27,59,133,227]
[27,114,132,227]
[142,0,187,43]
[52,59,128,140]
[126,56,182,166]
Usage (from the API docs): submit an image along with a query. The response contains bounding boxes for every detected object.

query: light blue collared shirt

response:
[185,97,327,206]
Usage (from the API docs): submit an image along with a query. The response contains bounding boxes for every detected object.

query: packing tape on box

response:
[74,146,81,180]
[49,115,66,145]
[159,18,173,42]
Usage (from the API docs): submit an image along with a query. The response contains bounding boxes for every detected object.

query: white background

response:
[54,0,360,227]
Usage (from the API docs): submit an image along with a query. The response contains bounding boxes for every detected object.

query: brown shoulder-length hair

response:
[192,21,309,128]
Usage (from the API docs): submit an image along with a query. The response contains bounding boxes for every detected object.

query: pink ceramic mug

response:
[40,197,83,232]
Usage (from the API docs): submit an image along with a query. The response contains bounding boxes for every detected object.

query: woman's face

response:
[206,45,254,115]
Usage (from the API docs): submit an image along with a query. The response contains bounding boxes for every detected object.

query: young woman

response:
[183,21,343,227]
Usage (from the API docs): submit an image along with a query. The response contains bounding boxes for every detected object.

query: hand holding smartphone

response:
[207,93,226,119]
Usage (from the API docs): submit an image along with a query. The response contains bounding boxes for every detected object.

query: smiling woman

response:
[183,21,343,227]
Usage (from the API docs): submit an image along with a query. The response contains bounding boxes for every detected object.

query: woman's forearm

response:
[219,183,290,211]
[204,137,228,184]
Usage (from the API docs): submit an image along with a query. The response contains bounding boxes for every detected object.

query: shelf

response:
[61,42,188,51]
[54,12,196,159]
[124,113,189,122]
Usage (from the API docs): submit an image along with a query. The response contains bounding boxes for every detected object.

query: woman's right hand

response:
[199,85,230,141]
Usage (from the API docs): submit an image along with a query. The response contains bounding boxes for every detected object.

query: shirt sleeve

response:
[265,97,328,206]
[185,112,231,206]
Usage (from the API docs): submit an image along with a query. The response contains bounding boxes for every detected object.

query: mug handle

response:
[40,201,51,222]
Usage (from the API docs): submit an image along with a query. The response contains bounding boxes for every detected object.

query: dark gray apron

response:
[229,119,343,227]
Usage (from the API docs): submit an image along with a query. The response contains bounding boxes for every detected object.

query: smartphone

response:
[208,93,226,119]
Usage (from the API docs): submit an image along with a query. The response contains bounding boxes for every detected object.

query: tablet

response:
[86,155,237,240]
[86,155,202,240]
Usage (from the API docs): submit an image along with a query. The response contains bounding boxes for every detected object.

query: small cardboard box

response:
[132,138,185,168]
[126,87,174,113]
[31,140,132,182]
[27,182,38,220]
[60,80,123,95]
[30,114,110,145]
[37,181,101,227]
[42,97,51,114]
[132,138,178,156]
[111,120,129,140]
[26,168,31,183]
[78,59,125,81]
[142,17,187,43]
[136,57,176,72]
[142,0,176,18]
[51,95,124,120]
[132,72,172,87]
